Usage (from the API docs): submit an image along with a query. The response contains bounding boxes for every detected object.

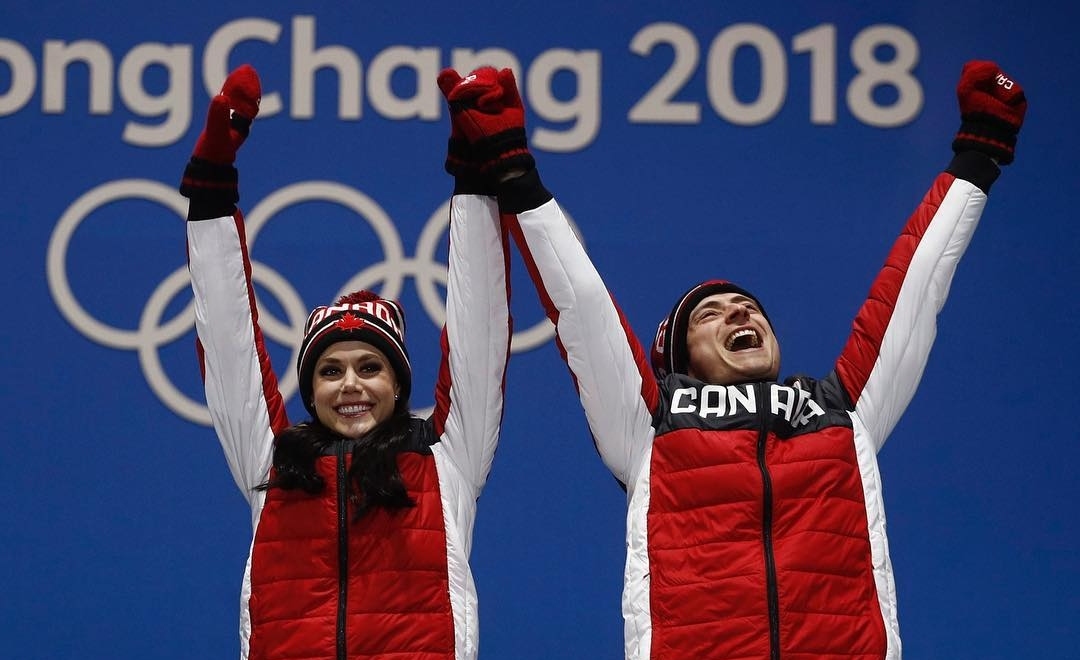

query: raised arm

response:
[503,176,659,485]
[427,69,513,494]
[835,60,1026,450]
[182,65,289,501]
[438,67,659,486]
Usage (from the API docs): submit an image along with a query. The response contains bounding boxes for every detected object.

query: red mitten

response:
[952,60,1026,165]
[181,64,262,207]
[192,64,261,164]
[220,63,261,123]
[438,67,534,178]
[436,68,483,186]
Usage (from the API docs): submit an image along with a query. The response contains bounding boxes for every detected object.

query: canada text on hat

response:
[305,300,404,338]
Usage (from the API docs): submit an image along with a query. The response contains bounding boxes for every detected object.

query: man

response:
[438,61,1025,659]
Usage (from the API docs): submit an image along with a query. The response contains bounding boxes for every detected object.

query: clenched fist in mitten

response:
[437,67,492,193]
[952,60,1026,165]
[180,64,262,213]
[437,67,535,181]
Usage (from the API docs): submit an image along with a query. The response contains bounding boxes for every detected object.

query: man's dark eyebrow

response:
[692,294,755,317]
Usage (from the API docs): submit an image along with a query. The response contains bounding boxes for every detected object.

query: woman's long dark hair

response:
[256,400,417,520]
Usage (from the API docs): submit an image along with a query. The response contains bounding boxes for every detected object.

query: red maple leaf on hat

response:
[335,313,367,331]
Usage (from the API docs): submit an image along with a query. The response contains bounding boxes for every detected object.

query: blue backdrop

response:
[3,1,1077,658]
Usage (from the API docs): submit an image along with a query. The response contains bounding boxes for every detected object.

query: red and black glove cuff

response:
[445,136,471,178]
[472,126,535,177]
[179,158,238,220]
[445,137,495,196]
[952,113,1019,165]
[445,127,535,195]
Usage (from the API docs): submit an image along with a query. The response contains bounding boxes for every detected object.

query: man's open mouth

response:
[725,328,762,352]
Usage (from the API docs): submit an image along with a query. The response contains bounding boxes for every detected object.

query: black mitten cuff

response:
[180,158,239,220]
[445,138,496,196]
[453,176,496,197]
[945,150,1000,195]
[444,137,471,177]
[497,168,552,214]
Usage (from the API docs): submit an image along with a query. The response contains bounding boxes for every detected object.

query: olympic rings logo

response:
[47,179,562,425]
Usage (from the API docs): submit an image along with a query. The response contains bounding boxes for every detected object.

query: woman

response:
[181,64,511,660]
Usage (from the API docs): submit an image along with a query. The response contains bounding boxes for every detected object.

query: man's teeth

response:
[725,328,760,350]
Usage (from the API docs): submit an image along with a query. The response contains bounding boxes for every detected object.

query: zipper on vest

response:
[336,440,348,660]
[755,382,781,660]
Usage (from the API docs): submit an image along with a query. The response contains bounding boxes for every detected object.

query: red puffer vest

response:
[247,442,453,660]
[647,379,887,659]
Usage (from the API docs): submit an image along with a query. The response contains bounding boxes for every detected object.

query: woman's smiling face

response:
[311,340,399,438]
